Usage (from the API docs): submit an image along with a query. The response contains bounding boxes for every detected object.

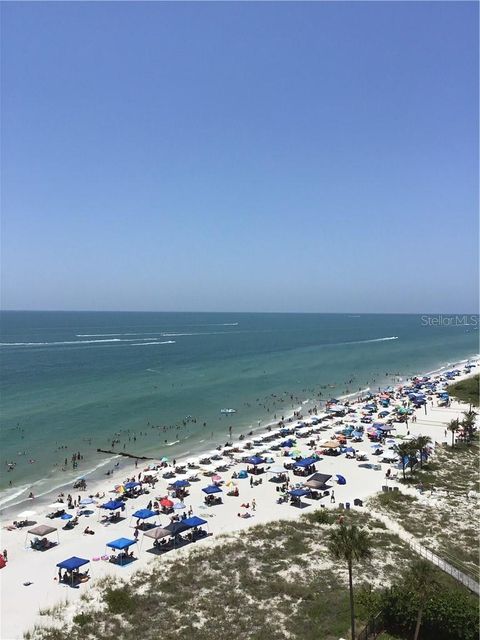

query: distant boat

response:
[221,408,237,414]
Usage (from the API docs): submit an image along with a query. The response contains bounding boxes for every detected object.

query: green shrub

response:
[72,612,93,627]
[104,587,135,615]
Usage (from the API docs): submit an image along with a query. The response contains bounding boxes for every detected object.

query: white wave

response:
[165,440,180,446]
[0,338,127,347]
[362,336,398,343]
[76,332,167,337]
[132,341,176,346]
[161,333,197,337]
[0,336,182,347]
[340,387,371,400]
[0,456,119,514]
[0,483,32,509]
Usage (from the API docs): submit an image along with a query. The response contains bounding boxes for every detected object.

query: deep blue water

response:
[0,311,478,505]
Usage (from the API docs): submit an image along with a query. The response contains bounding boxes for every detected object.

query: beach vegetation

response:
[104,587,136,615]
[447,375,479,407]
[447,418,460,448]
[461,409,478,442]
[393,442,416,479]
[327,522,372,640]
[408,559,439,640]
[23,511,414,640]
[72,612,94,627]
[357,559,479,640]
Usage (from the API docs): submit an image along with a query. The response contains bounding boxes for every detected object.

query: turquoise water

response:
[1,311,478,506]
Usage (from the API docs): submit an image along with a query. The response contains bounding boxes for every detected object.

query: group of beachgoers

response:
[3,368,407,495]
[3,360,476,571]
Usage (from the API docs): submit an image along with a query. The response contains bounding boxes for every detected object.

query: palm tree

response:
[394,442,415,480]
[414,435,432,469]
[328,523,372,640]
[461,410,477,443]
[408,558,439,640]
[447,418,460,448]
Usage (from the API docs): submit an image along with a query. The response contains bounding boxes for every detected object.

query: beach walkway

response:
[369,509,480,595]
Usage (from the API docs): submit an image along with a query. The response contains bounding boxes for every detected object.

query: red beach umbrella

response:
[160,498,173,508]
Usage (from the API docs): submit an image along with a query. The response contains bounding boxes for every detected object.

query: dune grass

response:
[447,374,479,406]
[24,510,417,640]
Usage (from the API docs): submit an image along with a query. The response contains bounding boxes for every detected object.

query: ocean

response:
[0,311,478,510]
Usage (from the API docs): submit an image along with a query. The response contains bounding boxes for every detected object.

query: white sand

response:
[1,361,478,640]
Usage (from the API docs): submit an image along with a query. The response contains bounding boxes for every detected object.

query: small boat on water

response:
[220,408,237,414]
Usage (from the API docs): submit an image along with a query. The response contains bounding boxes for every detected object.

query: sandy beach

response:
[1,359,478,639]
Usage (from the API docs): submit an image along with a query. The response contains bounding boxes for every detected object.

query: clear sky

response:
[1,1,478,313]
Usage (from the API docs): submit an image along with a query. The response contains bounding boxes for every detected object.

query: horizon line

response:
[1,309,479,316]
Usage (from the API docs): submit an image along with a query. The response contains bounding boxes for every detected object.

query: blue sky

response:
[1,2,478,313]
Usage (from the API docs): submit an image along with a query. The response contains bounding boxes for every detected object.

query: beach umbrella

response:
[79,497,95,506]
[173,502,186,510]
[160,498,174,508]
[371,444,382,449]
[60,513,73,520]
[211,474,222,483]
[160,456,169,463]
[345,447,355,453]
[225,480,237,487]
[336,474,347,485]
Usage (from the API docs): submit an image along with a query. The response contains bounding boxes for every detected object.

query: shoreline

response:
[1,357,478,639]
[1,352,478,517]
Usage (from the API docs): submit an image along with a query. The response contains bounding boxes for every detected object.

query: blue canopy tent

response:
[280,439,295,448]
[183,516,208,528]
[246,456,266,466]
[294,457,317,468]
[289,489,309,498]
[132,509,156,520]
[106,537,137,565]
[288,488,309,499]
[56,556,89,585]
[202,485,222,495]
[100,500,125,521]
[165,521,189,536]
[101,500,124,511]
[170,479,190,488]
[124,481,140,490]
[336,474,347,485]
